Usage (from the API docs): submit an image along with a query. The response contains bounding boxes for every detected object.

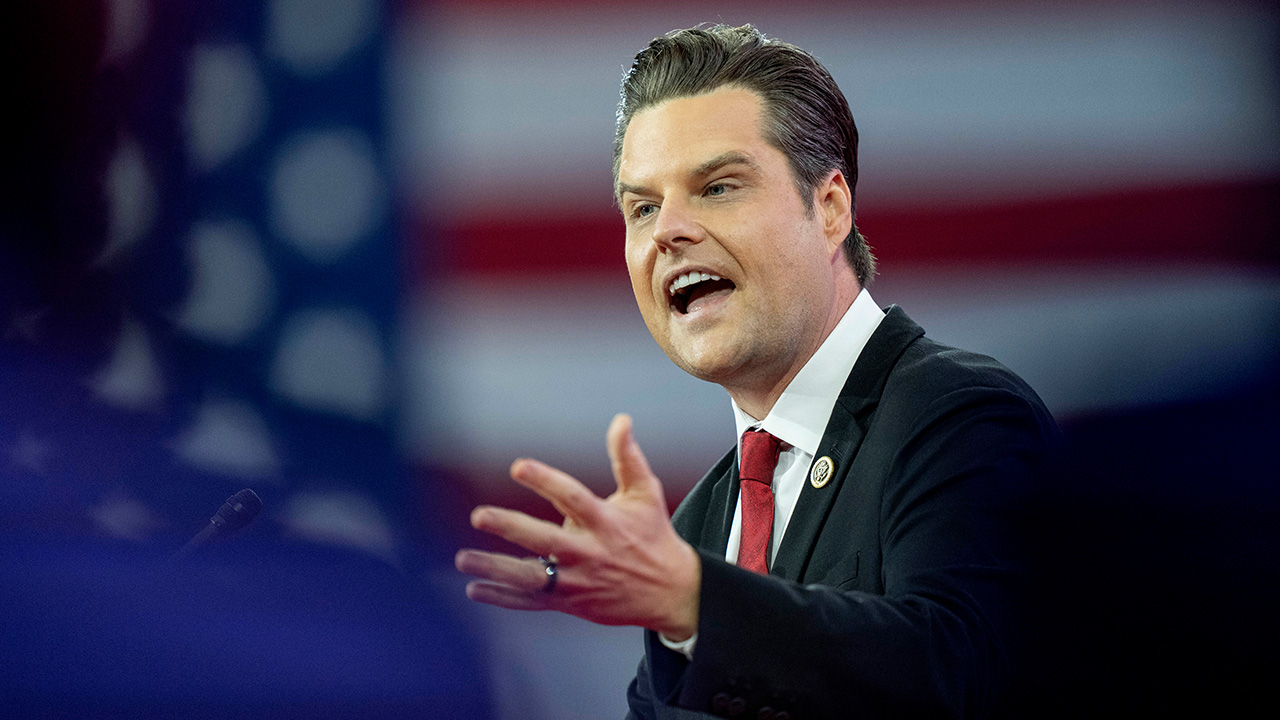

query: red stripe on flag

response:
[413,178,1280,279]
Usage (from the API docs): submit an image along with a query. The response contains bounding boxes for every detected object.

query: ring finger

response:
[455,549,554,593]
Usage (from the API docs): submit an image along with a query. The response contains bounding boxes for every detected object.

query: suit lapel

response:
[769,306,924,581]
[671,447,739,556]
[704,463,738,555]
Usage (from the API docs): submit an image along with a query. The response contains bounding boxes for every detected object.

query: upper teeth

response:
[669,271,721,296]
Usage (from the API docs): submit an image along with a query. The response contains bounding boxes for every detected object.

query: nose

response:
[650,197,704,252]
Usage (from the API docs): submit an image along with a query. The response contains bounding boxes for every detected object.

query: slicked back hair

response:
[614,24,876,286]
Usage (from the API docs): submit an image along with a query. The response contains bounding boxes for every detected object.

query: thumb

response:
[606,413,660,496]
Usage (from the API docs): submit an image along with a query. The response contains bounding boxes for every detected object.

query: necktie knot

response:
[740,429,782,485]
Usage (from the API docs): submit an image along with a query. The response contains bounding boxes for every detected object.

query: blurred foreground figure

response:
[2,3,490,716]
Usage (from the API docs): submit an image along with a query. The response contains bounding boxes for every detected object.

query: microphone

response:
[173,489,263,560]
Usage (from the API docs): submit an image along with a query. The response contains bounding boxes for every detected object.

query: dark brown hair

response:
[614,24,875,285]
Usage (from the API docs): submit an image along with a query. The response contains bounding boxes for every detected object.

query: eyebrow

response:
[615,150,761,203]
[692,150,761,180]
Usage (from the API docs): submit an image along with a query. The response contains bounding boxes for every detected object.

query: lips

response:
[666,269,736,315]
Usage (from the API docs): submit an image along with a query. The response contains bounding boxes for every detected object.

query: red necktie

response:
[737,429,782,574]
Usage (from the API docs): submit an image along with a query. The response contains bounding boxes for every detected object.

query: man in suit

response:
[455,24,1058,719]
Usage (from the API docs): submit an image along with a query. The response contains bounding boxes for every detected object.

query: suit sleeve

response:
[646,385,1056,719]
[627,635,712,720]
[626,654,657,720]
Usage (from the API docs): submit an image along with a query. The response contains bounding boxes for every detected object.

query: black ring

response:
[538,556,558,593]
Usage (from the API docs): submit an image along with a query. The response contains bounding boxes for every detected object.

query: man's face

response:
[617,86,847,402]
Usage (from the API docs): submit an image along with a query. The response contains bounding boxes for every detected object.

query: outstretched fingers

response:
[470,505,580,559]
[458,416,701,633]
[606,413,660,497]
[455,549,555,596]
[464,579,555,611]
[509,458,605,527]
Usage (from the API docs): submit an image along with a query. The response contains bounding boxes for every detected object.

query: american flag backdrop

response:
[3,0,1279,718]
[2,0,418,561]
[2,1,488,716]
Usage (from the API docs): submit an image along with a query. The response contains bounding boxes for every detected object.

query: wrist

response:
[658,542,701,640]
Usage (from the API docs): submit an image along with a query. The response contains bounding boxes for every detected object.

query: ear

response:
[815,169,853,257]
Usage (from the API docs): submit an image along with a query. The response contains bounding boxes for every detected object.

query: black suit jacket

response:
[627,306,1060,720]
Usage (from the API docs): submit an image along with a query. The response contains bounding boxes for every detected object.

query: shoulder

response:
[868,321,1059,445]
[892,334,1043,405]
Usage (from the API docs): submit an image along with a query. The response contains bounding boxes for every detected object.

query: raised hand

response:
[455,414,700,639]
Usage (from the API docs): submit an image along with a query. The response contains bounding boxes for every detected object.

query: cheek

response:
[624,240,654,301]
[630,278,657,318]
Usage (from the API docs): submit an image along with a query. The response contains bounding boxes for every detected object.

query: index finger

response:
[510,458,605,527]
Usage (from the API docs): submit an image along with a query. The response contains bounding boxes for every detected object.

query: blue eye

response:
[706,184,727,196]
[636,203,657,218]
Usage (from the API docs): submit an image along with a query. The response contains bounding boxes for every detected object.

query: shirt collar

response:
[731,288,885,456]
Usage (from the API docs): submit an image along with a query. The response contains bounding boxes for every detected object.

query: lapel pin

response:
[810,456,834,489]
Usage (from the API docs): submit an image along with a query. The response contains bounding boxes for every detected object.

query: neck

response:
[727,278,861,420]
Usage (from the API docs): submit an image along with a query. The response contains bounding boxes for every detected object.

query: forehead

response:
[617,86,773,189]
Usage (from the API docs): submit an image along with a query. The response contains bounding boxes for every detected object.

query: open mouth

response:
[668,271,736,315]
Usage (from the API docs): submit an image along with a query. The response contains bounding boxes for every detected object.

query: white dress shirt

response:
[661,288,885,658]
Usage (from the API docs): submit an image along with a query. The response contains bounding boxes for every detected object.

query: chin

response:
[667,347,747,385]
